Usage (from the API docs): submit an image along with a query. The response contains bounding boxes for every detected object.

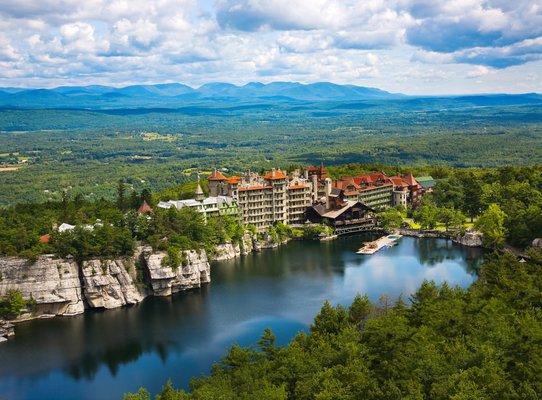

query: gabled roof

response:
[389,176,408,187]
[312,200,373,219]
[403,173,420,187]
[227,176,241,184]
[138,200,153,214]
[415,176,436,188]
[264,169,287,180]
[58,223,75,232]
[208,169,227,181]
[39,234,50,244]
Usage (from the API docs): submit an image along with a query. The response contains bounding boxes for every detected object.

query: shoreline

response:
[0,229,483,342]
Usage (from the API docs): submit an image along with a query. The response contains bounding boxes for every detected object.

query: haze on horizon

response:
[0,0,541,95]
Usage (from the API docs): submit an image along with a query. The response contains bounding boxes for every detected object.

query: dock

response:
[356,234,402,255]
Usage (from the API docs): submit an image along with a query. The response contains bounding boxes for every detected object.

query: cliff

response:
[0,245,211,331]
[144,248,211,296]
[0,255,84,318]
[81,257,146,309]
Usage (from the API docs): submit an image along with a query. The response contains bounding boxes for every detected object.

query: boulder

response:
[454,230,483,247]
[81,258,146,309]
[0,320,15,342]
[0,255,84,318]
[144,248,210,296]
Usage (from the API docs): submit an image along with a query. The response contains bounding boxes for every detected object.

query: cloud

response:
[215,0,343,31]
[0,0,539,93]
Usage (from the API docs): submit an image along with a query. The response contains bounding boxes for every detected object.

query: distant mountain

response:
[0,82,539,109]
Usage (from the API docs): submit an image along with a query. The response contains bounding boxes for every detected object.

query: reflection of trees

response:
[416,238,484,274]
[66,341,144,380]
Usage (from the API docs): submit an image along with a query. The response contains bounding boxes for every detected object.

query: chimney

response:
[304,168,309,179]
[325,178,332,210]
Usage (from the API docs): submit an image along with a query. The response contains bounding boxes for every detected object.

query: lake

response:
[0,235,483,400]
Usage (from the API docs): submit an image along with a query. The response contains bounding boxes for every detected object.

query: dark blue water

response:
[0,235,483,400]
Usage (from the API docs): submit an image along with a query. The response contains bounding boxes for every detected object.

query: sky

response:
[0,0,540,94]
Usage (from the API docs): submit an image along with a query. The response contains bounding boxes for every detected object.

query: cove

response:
[0,235,483,400]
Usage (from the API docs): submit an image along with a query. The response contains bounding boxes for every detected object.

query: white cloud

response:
[0,0,539,94]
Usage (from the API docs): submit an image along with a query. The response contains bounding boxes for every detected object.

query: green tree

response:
[413,203,439,229]
[438,207,465,231]
[378,208,404,231]
[116,180,127,211]
[0,290,27,318]
[475,203,507,248]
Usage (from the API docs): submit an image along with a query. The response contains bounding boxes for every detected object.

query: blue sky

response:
[0,0,540,94]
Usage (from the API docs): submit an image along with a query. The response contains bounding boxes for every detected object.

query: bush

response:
[0,290,27,319]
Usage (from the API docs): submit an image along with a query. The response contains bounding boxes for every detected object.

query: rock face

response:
[0,255,84,317]
[0,246,212,325]
[454,230,483,247]
[0,320,15,342]
[240,233,255,255]
[81,258,146,309]
[144,248,211,296]
[212,243,241,261]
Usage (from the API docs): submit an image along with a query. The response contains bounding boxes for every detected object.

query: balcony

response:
[333,217,376,227]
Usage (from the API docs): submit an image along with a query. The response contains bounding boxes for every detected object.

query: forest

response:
[0,99,540,205]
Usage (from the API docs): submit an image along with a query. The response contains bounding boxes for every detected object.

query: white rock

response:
[144,248,210,296]
[81,258,146,309]
[0,255,84,317]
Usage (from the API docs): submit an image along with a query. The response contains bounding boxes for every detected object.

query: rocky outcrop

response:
[399,228,483,248]
[453,230,483,247]
[240,233,255,255]
[0,245,211,323]
[212,243,241,261]
[81,258,146,309]
[0,320,15,343]
[0,255,84,318]
[398,228,443,238]
[143,248,210,296]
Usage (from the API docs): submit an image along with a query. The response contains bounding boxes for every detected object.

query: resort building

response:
[208,168,313,231]
[306,178,376,235]
[334,172,422,209]
[157,195,238,220]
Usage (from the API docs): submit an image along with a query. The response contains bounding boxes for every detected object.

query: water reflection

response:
[0,236,483,400]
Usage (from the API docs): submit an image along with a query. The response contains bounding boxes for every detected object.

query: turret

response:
[195,174,204,201]
[325,177,332,209]
[312,174,318,203]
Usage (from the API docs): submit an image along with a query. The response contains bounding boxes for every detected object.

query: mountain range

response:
[0,82,540,109]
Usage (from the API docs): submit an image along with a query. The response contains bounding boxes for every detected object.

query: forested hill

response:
[0,81,540,109]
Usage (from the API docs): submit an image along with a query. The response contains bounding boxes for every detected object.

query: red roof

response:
[138,200,153,214]
[208,170,227,181]
[264,169,287,180]
[39,234,50,244]
[403,173,420,188]
[389,176,408,187]
[227,176,240,184]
